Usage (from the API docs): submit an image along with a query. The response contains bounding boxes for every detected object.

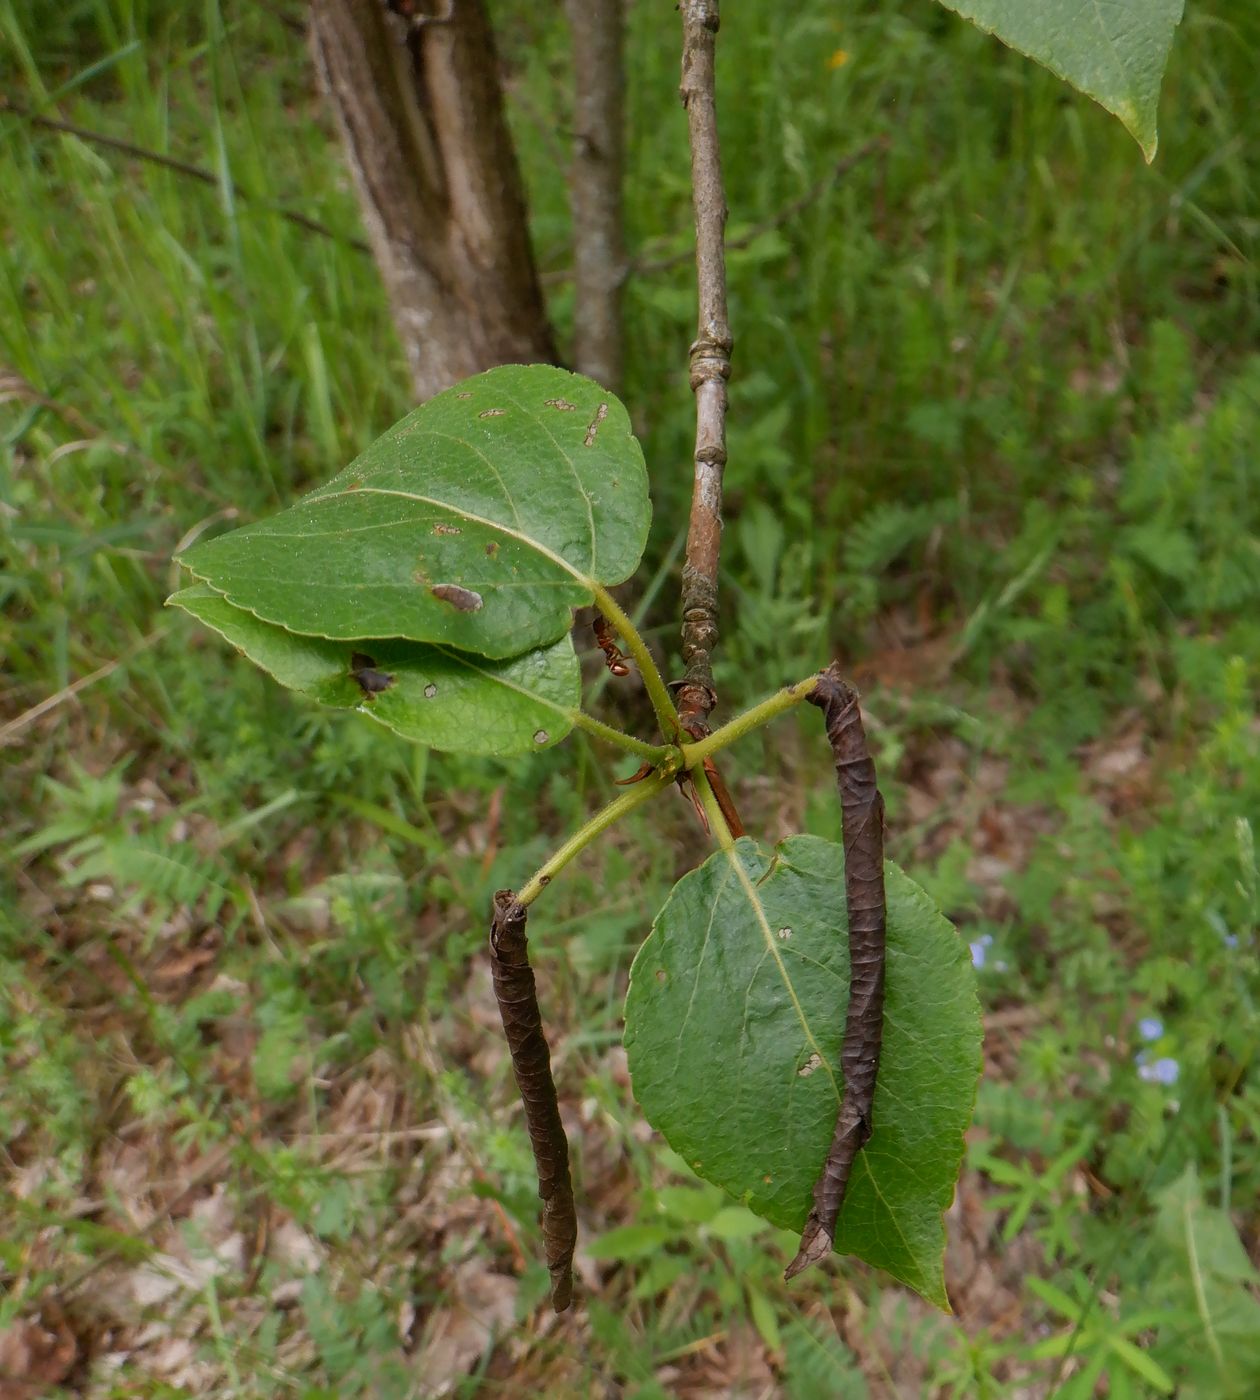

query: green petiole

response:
[681,674,818,766]
[571,710,673,760]
[590,584,680,738]
[517,761,680,907]
[529,672,822,906]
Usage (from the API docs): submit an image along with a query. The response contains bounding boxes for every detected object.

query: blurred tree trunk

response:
[309,0,558,402]
[564,0,626,391]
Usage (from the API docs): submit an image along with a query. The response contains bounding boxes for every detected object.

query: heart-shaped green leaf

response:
[177,365,650,660]
[624,835,981,1308]
[933,0,1184,162]
[169,583,580,757]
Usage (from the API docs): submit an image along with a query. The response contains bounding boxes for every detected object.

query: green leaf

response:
[168,583,579,757]
[706,1205,770,1241]
[585,1223,677,1261]
[933,0,1185,161]
[177,365,650,659]
[1107,1335,1175,1395]
[624,835,981,1309]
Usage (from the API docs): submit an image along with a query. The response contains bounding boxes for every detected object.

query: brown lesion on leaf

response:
[485,541,500,558]
[583,402,608,446]
[456,392,473,399]
[432,522,462,536]
[478,407,507,418]
[545,397,577,411]
[430,584,484,612]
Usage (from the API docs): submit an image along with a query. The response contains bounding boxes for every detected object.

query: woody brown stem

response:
[676,0,732,739]
[489,892,577,1311]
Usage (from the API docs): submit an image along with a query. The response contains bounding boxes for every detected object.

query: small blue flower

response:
[1138,1017,1164,1042]
[1207,911,1240,949]
[1137,1056,1179,1086]
[970,934,993,969]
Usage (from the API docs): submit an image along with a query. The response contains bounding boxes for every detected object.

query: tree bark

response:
[309,0,557,402]
[564,0,626,391]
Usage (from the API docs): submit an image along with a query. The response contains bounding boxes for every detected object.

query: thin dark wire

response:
[1,96,371,254]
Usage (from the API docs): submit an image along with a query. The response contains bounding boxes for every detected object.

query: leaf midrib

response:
[725,843,840,1100]
[260,485,598,589]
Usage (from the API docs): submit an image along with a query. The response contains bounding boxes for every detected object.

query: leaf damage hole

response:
[583,402,608,446]
[478,407,507,419]
[533,729,550,745]
[430,584,484,612]
[798,1053,823,1078]
[432,523,461,536]
[545,398,577,412]
[423,683,437,699]
[777,926,792,940]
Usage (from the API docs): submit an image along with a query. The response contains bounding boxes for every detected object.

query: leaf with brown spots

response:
[175,365,650,661]
[171,585,581,757]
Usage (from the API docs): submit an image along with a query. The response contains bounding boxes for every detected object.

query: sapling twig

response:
[676,0,732,739]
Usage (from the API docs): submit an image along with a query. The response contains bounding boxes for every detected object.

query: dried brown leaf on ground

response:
[0,1309,77,1400]
[416,1258,518,1399]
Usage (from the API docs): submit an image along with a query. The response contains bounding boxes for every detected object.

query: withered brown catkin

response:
[785,665,887,1280]
[489,891,577,1311]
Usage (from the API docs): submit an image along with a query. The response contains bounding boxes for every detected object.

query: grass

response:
[3,0,1259,1395]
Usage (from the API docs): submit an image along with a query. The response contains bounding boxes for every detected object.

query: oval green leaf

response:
[169,583,580,757]
[624,835,981,1309]
[934,0,1184,162]
[177,365,650,660]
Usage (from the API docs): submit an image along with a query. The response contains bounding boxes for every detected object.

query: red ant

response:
[592,615,630,677]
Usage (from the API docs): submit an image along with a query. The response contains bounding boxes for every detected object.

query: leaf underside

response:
[169,583,580,757]
[934,0,1184,161]
[176,365,651,660]
[624,835,982,1309]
